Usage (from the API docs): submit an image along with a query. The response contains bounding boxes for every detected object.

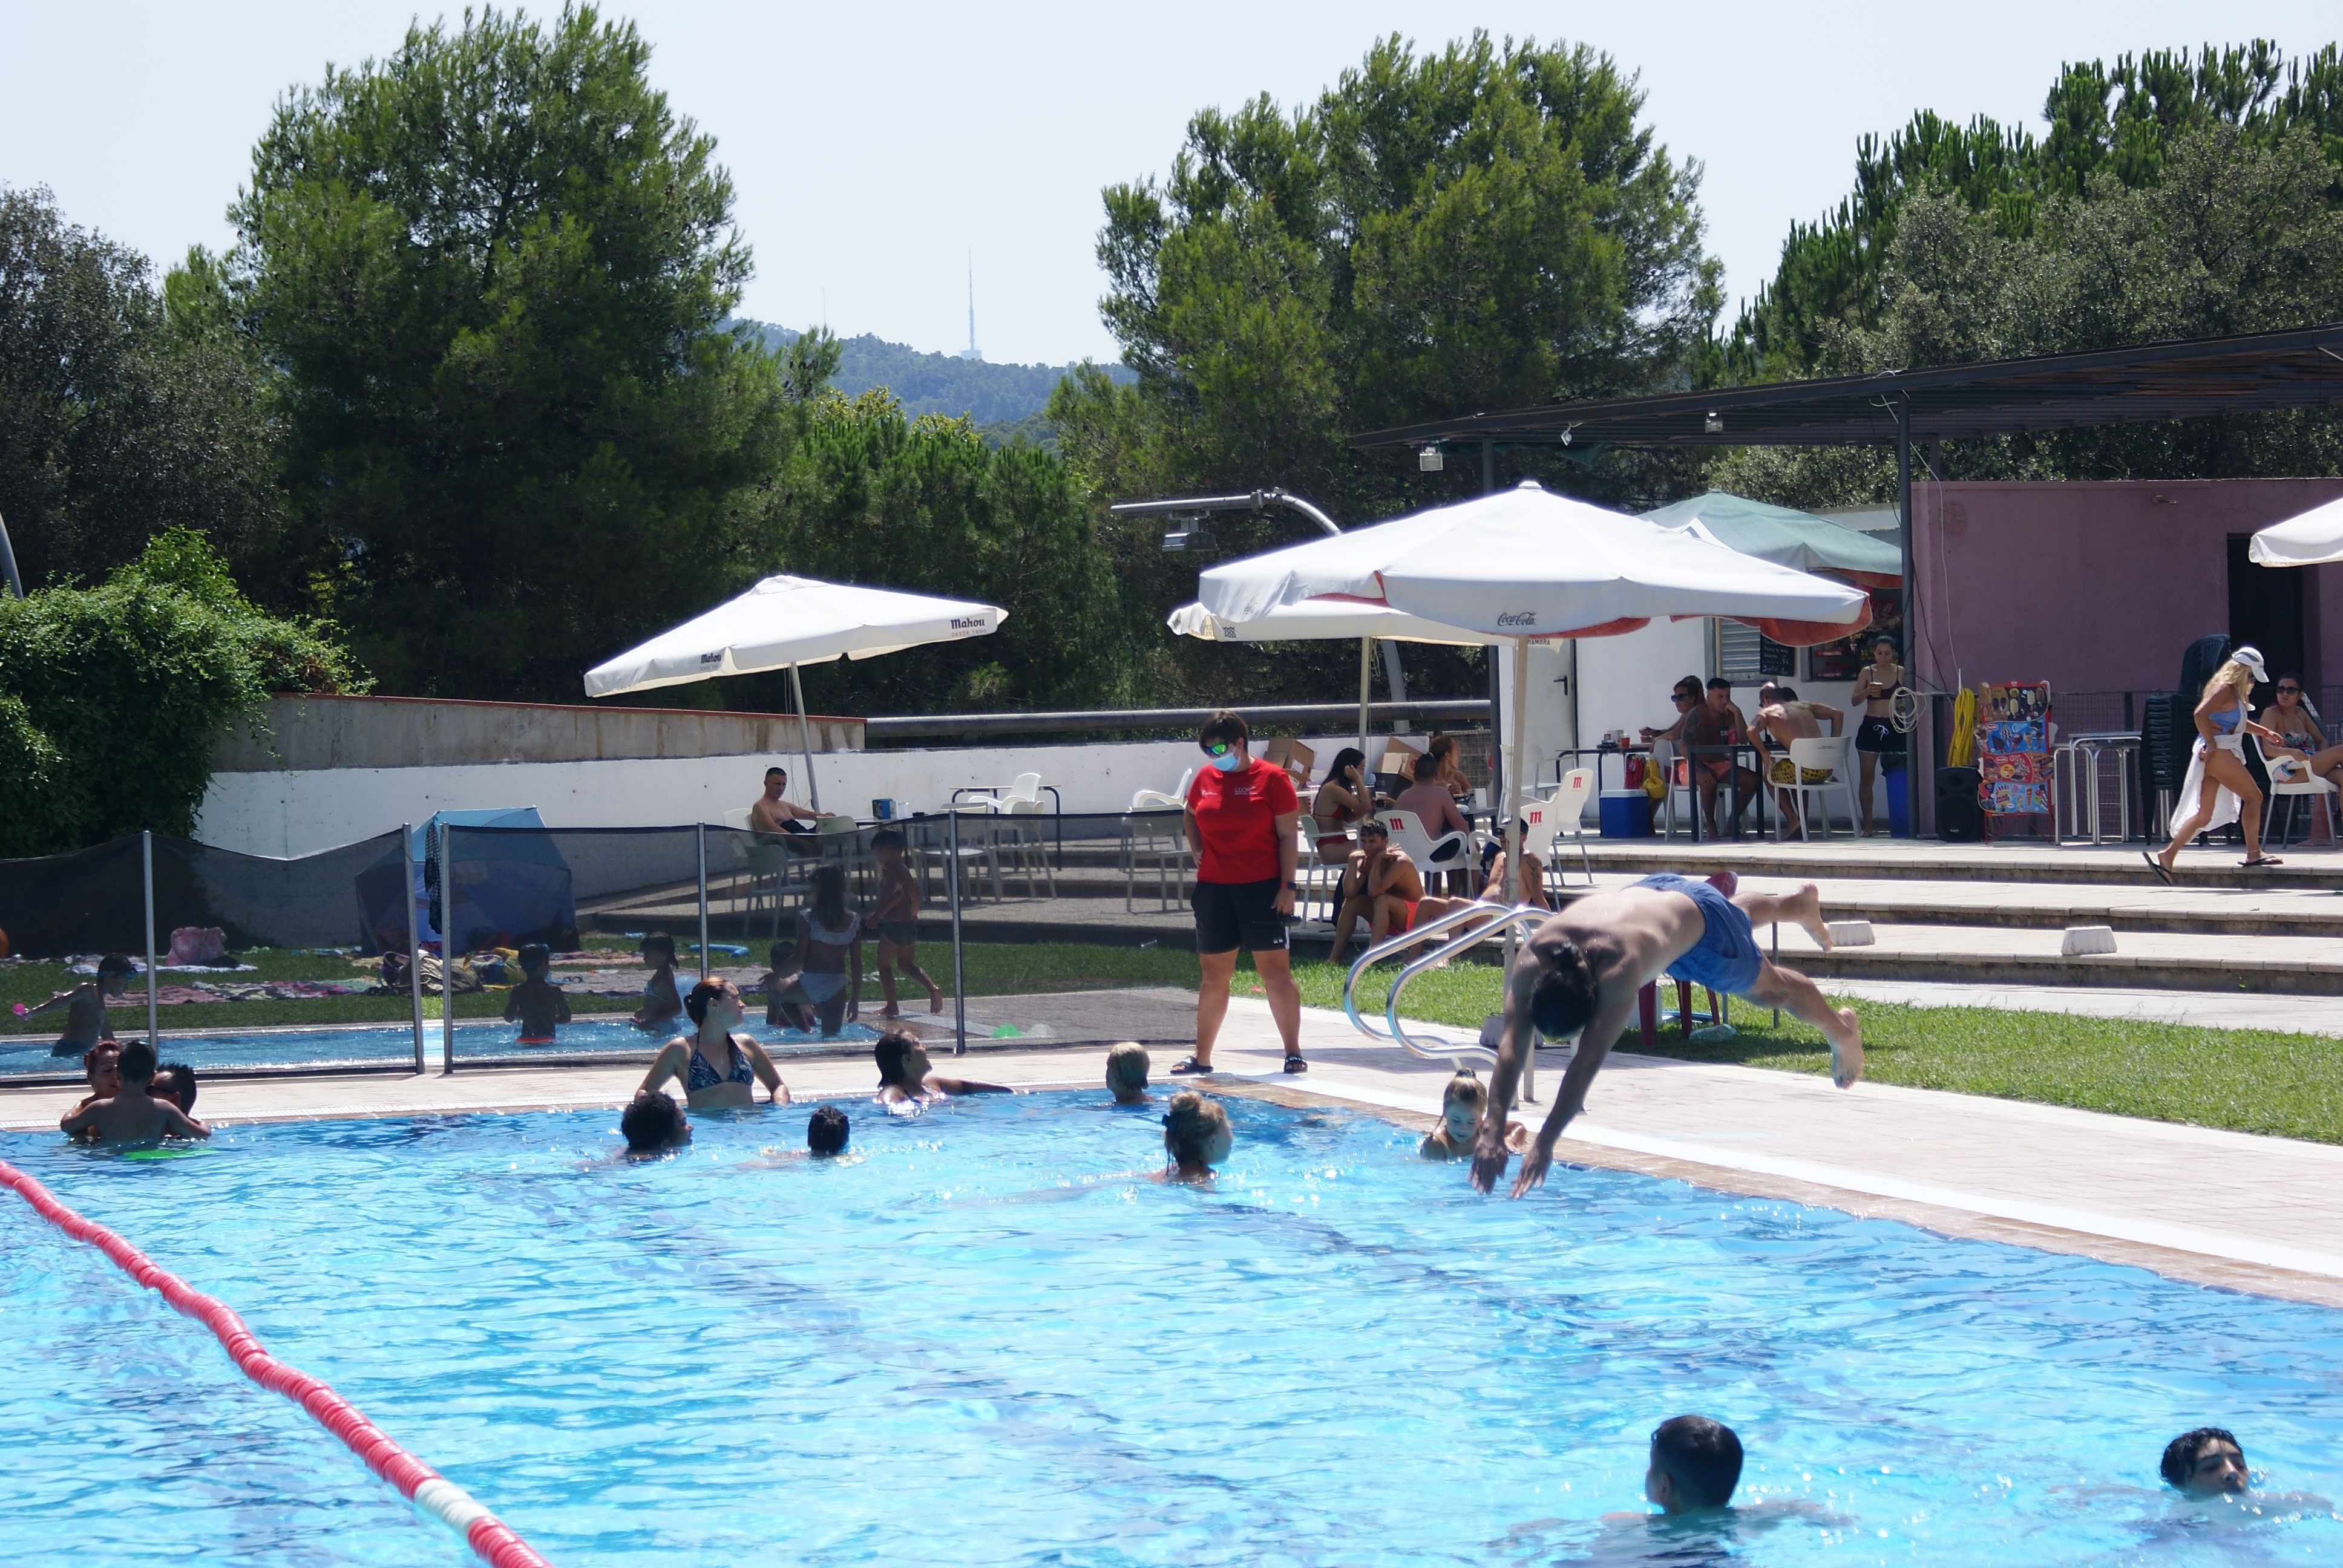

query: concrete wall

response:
[1909,479,2343,698]
[194,730,1416,858]
[215,694,863,772]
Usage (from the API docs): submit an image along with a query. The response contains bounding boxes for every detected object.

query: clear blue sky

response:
[5,2,2336,367]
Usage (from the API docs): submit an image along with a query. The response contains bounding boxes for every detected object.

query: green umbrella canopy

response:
[1640,491,1901,585]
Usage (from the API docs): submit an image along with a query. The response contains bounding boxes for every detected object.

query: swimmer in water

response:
[637,978,790,1111]
[630,933,685,1034]
[1418,1067,1529,1160]
[26,953,135,1057]
[1156,1091,1231,1183]
[59,1039,208,1144]
[149,1061,197,1117]
[1644,1415,1742,1515]
[1105,1042,1152,1105]
[807,1103,850,1156]
[620,1091,692,1157]
[502,942,571,1042]
[873,1030,1010,1106]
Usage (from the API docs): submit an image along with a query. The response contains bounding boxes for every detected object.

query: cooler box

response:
[1599,789,1650,838]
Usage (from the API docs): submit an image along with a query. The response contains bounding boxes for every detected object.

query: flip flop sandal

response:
[2243,856,2286,868]
[1169,1057,1213,1075]
[1283,1055,1308,1074]
[2140,852,2175,886]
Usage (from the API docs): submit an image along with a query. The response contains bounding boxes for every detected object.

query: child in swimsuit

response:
[868,829,942,1019]
[1418,1068,1529,1160]
[503,942,571,1042]
[630,933,684,1033]
[774,864,861,1037]
[22,953,134,1057]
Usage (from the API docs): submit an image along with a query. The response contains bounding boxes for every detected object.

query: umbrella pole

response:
[789,662,821,814]
[1358,638,1372,761]
[1504,637,1534,1104]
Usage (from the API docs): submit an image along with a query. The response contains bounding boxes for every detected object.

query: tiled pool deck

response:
[8,996,2341,1308]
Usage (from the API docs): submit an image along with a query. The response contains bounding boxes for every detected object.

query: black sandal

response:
[2242,855,2285,868]
[1282,1054,1308,1074]
[1169,1057,1213,1075]
[2140,852,2174,886]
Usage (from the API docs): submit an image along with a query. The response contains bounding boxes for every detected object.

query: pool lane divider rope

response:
[0,1158,555,1568]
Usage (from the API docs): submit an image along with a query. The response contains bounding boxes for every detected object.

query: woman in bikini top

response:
[1310,746,1377,854]
[637,978,790,1111]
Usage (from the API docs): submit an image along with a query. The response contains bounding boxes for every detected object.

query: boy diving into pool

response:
[1468,875,1861,1199]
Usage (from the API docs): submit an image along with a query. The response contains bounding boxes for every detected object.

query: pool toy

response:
[0,1158,555,1568]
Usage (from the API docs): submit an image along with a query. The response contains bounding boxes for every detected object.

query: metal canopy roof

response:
[1353,322,2343,450]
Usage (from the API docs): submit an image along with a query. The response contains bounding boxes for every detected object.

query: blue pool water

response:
[5,1093,2341,1566]
[0,1013,883,1077]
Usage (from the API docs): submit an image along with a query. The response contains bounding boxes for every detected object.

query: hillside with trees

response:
[742,322,1129,442]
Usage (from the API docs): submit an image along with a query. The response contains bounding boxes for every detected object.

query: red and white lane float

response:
[1,1158,555,1568]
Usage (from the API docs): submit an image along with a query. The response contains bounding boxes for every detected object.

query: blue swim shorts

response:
[1634,873,1763,996]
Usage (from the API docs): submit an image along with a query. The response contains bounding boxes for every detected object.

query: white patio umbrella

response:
[2247,496,2343,567]
[1197,479,1871,881]
[1166,598,1499,760]
[584,574,1006,809]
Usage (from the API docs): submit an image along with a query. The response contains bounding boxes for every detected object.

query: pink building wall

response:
[1909,479,2343,702]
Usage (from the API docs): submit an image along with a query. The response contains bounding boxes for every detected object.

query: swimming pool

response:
[0,1013,885,1078]
[7,1093,2340,1565]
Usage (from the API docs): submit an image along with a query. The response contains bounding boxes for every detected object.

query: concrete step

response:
[1578,837,2343,891]
[1763,920,2343,998]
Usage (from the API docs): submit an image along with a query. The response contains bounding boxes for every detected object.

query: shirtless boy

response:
[868,829,942,1017]
[502,942,572,1042]
[1325,819,1471,964]
[59,1038,209,1143]
[23,953,134,1057]
[1749,683,1844,834]
[1468,875,1861,1198]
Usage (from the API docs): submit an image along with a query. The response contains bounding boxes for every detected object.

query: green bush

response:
[0,529,366,855]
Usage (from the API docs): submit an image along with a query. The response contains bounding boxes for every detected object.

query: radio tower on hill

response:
[958,253,981,362]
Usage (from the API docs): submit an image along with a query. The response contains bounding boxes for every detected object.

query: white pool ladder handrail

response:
[1339,901,1555,1101]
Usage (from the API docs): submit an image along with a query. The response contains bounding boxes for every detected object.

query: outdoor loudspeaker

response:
[1936,766,1984,842]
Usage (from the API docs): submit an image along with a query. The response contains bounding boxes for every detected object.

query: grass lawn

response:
[1293,958,2343,1146]
[10,939,2339,1146]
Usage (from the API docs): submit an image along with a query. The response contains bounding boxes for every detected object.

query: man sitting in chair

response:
[749,766,818,854]
[1467,875,1862,1200]
[1749,684,1844,836]
[1324,819,1474,965]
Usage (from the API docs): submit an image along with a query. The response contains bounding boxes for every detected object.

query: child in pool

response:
[629,933,684,1033]
[868,829,942,1018]
[59,1038,208,1144]
[1418,1068,1530,1160]
[759,938,801,1030]
[772,865,862,1038]
[503,942,571,1042]
[1156,1091,1231,1183]
[21,953,134,1057]
[1106,1042,1151,1105]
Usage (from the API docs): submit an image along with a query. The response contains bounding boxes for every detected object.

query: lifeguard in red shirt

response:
[1173,710,1307,1076]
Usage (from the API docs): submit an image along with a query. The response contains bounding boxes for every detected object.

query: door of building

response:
[2228,534,2303,697]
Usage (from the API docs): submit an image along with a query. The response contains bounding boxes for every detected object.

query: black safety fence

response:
[4,809,1250,1084]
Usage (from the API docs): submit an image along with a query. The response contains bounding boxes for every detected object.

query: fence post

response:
[696,823,711,982]
[403,823,424,1073]
[440,824,455,1074]
[949,809,966,1056]
[141,831,159,1046]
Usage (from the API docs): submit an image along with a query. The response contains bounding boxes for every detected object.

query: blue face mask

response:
[1210,749,1244,773]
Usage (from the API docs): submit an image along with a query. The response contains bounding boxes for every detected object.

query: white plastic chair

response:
[1647,739,1697,840]
[2264,751,2340,848]
[998,796,1058,897]
[1778,734,1860,841]
[1294,823,1350,927]
[1376,808,1470,883]
[961,771,1044,813]
[1130,768,1194,812]
[1521,766,1596,895]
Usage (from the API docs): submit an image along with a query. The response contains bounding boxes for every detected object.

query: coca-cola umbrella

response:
[1196,479,1872,874]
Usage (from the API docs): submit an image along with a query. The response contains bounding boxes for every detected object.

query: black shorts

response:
[1855,716,1899,754]
[1193,878,1289,955]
